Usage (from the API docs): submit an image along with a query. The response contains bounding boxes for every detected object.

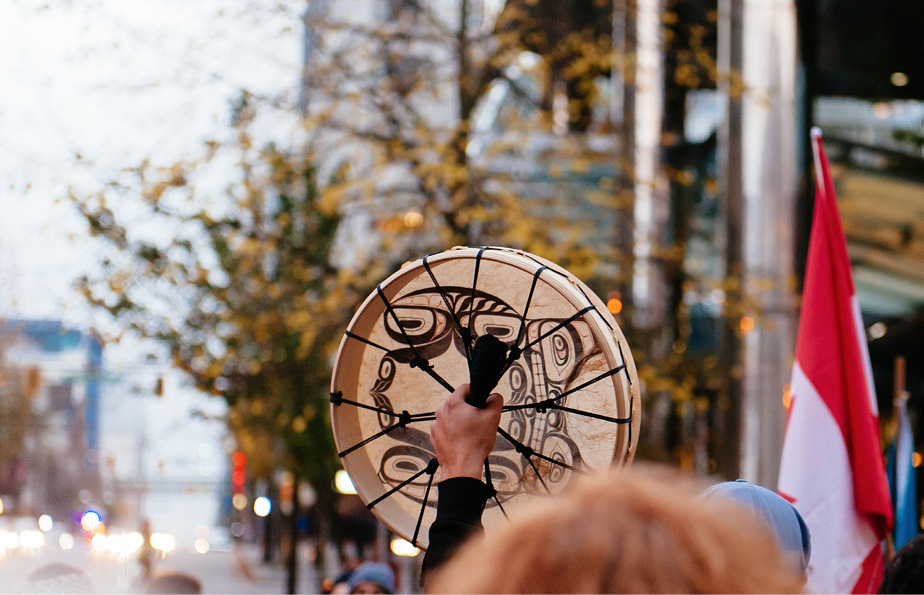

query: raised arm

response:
[421,384,503,586]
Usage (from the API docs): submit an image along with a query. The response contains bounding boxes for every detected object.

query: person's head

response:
[325,568,354,594]
[348,562,395,594]
[880,535,924,593]
[144,572,202,594]
[21,563,93,594]
[701,479,811,577]
[430,466,804,593]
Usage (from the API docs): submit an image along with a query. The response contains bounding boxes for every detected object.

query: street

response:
[0,541,302,594]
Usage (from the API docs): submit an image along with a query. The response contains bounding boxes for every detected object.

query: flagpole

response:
[893,356,907,410]
[810,127,825,197]
[888,355,909,562]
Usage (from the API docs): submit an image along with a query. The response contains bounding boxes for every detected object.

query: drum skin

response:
[329,246,640,548]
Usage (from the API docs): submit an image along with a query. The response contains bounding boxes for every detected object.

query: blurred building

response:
[798,0,924,531]
[0,320,103,522]
[814,99,924,317]
[305,0,796,485]
[0,319,231,549]
[97,356,229,549]
[307,0,922,490]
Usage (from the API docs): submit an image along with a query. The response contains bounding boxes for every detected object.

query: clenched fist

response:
[429,384,503,480]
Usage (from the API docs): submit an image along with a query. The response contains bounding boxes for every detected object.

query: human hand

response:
[429,384,503,480]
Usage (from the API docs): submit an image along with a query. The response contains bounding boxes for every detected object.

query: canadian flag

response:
[778,128,893,593]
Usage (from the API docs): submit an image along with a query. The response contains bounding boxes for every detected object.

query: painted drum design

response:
[329,246,640,548]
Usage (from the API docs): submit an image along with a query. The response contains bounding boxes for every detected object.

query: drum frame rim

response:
[329,246,640,547]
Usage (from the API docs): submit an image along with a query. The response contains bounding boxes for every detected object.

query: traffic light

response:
[231,451,246,494]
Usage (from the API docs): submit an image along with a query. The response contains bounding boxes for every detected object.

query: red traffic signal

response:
[231,451,246,493]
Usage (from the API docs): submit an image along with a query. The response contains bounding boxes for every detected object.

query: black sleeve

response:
[420,477,490,587]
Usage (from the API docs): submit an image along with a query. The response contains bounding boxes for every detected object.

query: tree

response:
[73,0,630,586]
[300,0,615,276]
[0,328,29,502]
[71,97,383,590]
[71,2,628,583]
[301,3,738,477]
[72,2,765,589]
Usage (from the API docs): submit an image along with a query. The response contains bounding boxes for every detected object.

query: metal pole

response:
[717,0,744,479]
[610,0,625,127]
[794,0,816,288]
[614,0,636,319]
[299,0,326,116]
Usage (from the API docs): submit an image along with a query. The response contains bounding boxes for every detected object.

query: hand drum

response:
[329,247,639,548]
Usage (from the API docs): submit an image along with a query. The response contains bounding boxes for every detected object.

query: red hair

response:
[430,466,804,594]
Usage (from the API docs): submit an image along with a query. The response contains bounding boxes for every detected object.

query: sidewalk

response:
[152,543,289,594]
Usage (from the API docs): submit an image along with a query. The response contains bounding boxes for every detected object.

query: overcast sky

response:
[0,0,302,324]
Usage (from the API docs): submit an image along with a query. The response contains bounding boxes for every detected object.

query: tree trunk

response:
[286,473,301,594]
[311,491,338,593]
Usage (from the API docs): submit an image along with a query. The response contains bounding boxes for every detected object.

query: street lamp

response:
[253,496,272,517]
[334,470,356,495]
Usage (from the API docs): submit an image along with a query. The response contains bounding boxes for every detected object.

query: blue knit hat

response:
[348,562,395,594]
[702,479,812,575]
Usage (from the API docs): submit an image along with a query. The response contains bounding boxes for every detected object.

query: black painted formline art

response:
[330,247,638,548]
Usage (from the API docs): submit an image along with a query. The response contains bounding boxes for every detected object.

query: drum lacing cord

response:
[498,429,551,494]
[466,247,488,356]
[502,364,632,424]
[367,458,439,511]
[411,459,440,545]
[484,458,508,519]
[336,248,638,545]
[507,264,547,365]
[364,454,508,545]
[496,427,583,475]
[330,391,434,422]
[343,330,413,363]
[346,253,634,407]
[376,285,455,393]
[334,408,418,458]
[517,305,594,354]
[422,254,472,364]
[391,456,509,546]
[342,332,455,396]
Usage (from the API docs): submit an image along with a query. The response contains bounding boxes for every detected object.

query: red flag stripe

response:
[852,544,886,594]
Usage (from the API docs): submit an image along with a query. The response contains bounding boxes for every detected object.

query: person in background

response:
[138,519,154,582]
[20,563,93,594]
[429,467,805,594]
[348,562,395,594]
[424,384,804,593]
[323,568,354,594]
[144,571,202,594]
[879,535,924,593]
[701,479,811,579]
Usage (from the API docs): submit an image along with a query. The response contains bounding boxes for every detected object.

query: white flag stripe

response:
[851,296,879,416]
[779,362,879,592]
[810,127,825,195]
[897,405,913,505]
